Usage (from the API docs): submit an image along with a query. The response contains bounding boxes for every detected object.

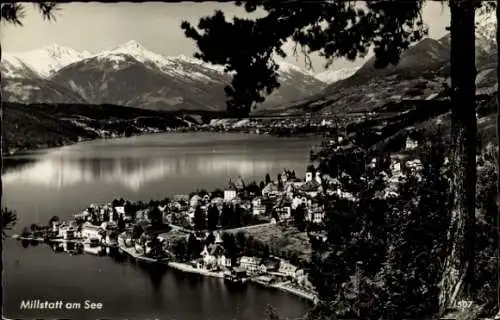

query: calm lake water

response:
[3,132,320,320]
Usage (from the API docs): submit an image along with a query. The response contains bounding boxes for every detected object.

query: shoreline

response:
[3,129,167,157]
[115,241,317,303]
[4,127,322,157]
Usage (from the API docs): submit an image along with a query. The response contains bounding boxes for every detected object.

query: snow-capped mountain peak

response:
[276,60,309,74]
[315,66,361,84]
[3,44,92,78]
[111,40,148,55]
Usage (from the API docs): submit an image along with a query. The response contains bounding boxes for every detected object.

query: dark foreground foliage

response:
[268,138,497,320]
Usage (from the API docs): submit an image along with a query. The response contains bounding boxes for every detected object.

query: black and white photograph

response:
[1,1,499,319]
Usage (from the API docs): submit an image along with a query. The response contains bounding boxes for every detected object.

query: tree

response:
[132,225,144,240]
[187,234,202,260]
[220,204,233,228]
[231,205,244,227]
[148,237,163,258]
[1,2,60,26]
[212,188,224,198]
[206,232,216,245]
[292,204,306,232]
[207,205,220,230]
[172,238,188,261]
[245,181,261,196]
[1,208,17,238]
[265,173,271,185]
[193,205,206,230]
[235,231,246,255]
[148,206,163,228]
[183,1,483,316]
[439,0,478,313]
[20,227,31,237]
[117,215,126,232]
[48,215,60,228]
[259,181,266,191]
[181,1,427,117]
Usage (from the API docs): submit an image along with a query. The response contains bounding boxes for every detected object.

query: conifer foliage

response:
[181,1,428,116]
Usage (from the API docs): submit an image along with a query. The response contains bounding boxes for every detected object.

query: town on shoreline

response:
[13,132,424,304]
[14,167,330,303]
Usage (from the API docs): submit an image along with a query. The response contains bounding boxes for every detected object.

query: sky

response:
[1,2,450,72]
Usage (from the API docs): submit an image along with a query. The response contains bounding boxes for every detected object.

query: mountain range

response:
[256,10,498,117]
[1,10,497,116]
[2,41,328,112]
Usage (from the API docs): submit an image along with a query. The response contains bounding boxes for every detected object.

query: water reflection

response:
[3,151,306,191]
[20,240,169,294]
[4,133,316,319]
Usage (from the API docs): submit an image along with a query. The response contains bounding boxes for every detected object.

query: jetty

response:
[271,282,318,303]
[167,262,224,279]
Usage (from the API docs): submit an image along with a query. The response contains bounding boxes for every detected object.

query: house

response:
[58,225,75,240]
[239,256,261,273]
[275,207,291,221]
[224,181,238,202]
[315,171,322,186]
[252,197,266,215]
[300,180,321,197]
[262,183,280,197]
[52,221,62,233]
[202,194,211,203]
[292,196,308,210]
[200,245,213,265]
[211,197,224,206]
[217,254,232,269]
[134,243,145,255]
[305,169,314,183]
[81,223,104,241]
[283,182,299,198]
[306,205,325,224]
[262,257,280,273]
[200,244,230,269]
[173,195,189,202]
[190,195,202,208]
[74,210,91,221]
[214,232,223,244]
[405,136,418,150]
[114,206,125,217]
[406,159,423,172]
[274,197,292,221]
[279,260,298,277]
[281,169,295,184]
[234,176,246,191]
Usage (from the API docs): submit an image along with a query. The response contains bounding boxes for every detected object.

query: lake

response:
[3,132,320,320]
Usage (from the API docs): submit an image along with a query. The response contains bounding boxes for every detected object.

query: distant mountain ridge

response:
[1,41,327,112]
[257,10,498,117]
[315,67,361,84]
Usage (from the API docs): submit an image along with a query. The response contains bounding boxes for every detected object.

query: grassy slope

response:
[228,224,312,263]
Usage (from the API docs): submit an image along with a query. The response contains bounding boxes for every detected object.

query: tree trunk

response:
[439,0,477,314]
[496,0,500,312]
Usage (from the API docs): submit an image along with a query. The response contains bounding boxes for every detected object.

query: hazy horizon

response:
[1,2,450,73]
